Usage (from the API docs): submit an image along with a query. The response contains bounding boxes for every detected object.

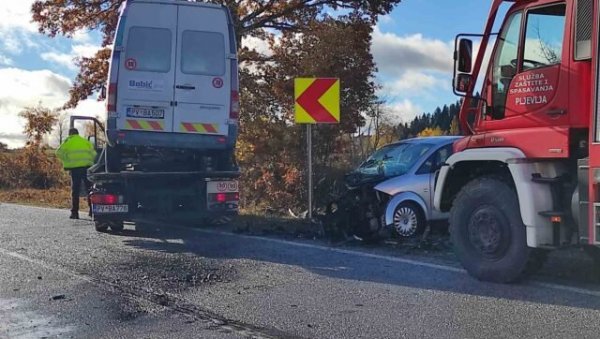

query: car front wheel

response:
[393,201,425,238]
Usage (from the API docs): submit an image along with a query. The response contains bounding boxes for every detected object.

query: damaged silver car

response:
[328,136,460,240]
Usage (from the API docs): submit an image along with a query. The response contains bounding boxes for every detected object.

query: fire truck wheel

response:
[450,177,529,283]
[109,221,124,232]
[94,221,109,232]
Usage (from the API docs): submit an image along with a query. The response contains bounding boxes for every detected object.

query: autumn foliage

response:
[0,105,67,189]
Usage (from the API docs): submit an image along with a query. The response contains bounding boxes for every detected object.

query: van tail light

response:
[208,192,239,203]
[229,59,240,122]
[230,90,240,120]
[90,193,120,205]
[106,83,117,114]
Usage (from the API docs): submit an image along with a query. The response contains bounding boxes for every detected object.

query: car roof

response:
[386,136,462,147]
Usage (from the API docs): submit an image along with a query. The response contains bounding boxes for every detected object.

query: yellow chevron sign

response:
[295,78,340,124]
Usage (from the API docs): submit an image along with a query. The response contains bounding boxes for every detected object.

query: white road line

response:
[191,228,600,298]
[0,248,95,285]
[530,281,600,298]
[192,228,466,273]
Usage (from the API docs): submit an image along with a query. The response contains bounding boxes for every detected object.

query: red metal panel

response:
[457,126,570,158]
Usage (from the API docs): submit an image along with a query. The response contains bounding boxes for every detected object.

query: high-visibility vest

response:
[55,135,97,169]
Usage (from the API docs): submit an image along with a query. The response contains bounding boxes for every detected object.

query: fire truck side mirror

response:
[457,39,473,73]
[455,73,472,93]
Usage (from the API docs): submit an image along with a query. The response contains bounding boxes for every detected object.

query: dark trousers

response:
[70,167,92,214]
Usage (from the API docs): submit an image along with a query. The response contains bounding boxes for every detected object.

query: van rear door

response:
[117,2,176,134]
[173,6,230,136]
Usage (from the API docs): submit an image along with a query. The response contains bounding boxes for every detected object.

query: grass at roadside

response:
[0,188,88,211]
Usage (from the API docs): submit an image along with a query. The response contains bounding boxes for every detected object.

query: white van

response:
[104,0,239,153]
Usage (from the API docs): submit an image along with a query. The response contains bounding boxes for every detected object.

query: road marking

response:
[192,228,466,273]
[530,281,600,298]
[190,228,600,298]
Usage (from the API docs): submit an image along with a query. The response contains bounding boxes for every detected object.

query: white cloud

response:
[0,1,37,33]
[72,30,92,43]
[0,1,39,54]
[0,68,104,148]
[385,70,442,94]
[371,27,456,118]
[41,52,76,70]
[372,27,454,77]
[42,43,101,70]
[0,54,13,66]
[242,36,272,57]
[379,15,395,25]
[384,99,423,123]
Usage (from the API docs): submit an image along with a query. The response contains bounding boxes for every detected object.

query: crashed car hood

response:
[344,170,406,189]
[373,174,417,196]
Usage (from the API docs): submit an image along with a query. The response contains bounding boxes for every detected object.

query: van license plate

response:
[126,107,165,119]
[92,205,129,214]
[207,180,239,194]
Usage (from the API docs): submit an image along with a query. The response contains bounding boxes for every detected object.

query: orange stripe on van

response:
[179,123,220,134]
[125,119,164,131]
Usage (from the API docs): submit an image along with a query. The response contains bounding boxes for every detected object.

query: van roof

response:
[128,0,225,10]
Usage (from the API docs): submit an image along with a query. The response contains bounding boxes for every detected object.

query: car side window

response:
[416,145,452,175]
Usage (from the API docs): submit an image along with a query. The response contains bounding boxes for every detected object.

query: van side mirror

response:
[454,73,473,93]
[98,85,107,101]
[456,39,473,73]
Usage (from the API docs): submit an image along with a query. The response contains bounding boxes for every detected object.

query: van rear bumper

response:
[107,128,237,150]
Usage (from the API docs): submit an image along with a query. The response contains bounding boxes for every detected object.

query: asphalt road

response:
[2,203,600,338]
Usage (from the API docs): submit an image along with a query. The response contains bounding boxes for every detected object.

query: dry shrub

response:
[0,188,87,210]
[0,148,68,189]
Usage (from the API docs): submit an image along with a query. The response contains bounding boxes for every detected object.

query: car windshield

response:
[359,142,433,177]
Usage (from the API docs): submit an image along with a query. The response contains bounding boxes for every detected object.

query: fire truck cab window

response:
[491,11,522,120]
[522,5,566,71]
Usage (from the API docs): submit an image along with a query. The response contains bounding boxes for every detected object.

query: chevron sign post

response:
[295,78,340,220]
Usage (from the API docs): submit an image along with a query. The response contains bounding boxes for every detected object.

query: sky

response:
[0,0,497,148]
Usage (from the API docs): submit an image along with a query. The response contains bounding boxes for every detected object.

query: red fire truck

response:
[434,0,600,282]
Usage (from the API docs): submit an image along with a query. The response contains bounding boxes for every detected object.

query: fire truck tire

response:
[109,221,124,232]
[449,177,529,283]
[94,221,109,232]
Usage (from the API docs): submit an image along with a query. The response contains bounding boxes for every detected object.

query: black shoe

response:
[70,212,79,220]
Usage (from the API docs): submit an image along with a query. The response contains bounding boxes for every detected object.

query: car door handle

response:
[176,85,195,90]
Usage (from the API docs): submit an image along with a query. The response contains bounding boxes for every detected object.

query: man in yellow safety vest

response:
[56,128,97,219]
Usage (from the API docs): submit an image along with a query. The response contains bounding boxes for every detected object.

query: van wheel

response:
[450,177,530,283]
[95,221,109,232]
[109,221,124,232]
[393,202,425,238]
